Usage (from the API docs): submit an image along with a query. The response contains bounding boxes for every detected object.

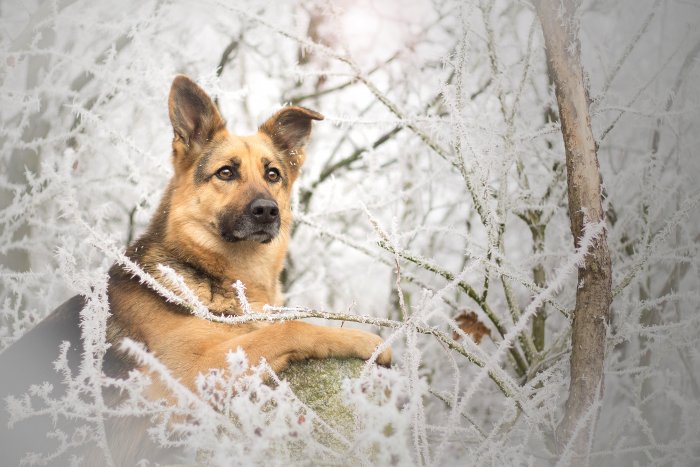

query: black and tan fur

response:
[0,75,390,465]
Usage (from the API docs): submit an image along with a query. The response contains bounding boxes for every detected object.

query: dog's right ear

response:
[168,75,225,155]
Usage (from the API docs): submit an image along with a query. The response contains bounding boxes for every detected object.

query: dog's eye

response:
[265,168,281,183]
[216,166,235,181]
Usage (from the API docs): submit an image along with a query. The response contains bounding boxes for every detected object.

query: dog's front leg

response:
[199,321,391,376]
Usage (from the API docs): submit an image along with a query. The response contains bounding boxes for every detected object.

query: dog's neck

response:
[128,196,289,314]
[170,235,288,313]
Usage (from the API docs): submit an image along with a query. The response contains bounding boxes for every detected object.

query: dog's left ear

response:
[259,106,324,168]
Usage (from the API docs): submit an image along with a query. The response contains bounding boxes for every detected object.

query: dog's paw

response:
[348,330,392,367]
[370,333,392,367]
[376,342,392,368]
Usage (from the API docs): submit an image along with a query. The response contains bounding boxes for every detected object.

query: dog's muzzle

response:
[219,198,280,244]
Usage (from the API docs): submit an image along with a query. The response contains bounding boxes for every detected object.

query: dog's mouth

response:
[219,224,279,244]
[218,202,281,245]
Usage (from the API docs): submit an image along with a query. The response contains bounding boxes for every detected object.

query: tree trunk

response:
[534,0,613,463]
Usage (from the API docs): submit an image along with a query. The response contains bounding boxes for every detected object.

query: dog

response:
[0,75,391,465]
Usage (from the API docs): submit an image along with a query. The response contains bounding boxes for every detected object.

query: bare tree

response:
[535,0,612,462]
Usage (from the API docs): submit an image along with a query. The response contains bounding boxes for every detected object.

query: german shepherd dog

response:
[0,75,390,464]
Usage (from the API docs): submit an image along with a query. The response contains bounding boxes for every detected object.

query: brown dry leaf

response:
[452,310,491,344]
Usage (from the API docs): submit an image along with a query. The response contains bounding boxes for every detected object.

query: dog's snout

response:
[248,198,279,223]
[219,198,280,243]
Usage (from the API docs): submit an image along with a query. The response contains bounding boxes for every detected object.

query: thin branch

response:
[298,216,460,311]
[597,35,689,142]
[300,126,401,207]
[216,36,241,78]
[613,192,700,297]
[375,239,529,376]
[300,66,457,209]
[244,306,519,399]
[595,0,663,103]
[287,49,402,105]
[429,389,487,439]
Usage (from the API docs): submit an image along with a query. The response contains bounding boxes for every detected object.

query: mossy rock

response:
[281,358,364,427]
[192,359,365,466]
[280,357,363,439]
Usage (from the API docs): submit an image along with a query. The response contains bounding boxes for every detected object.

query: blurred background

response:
[1,0,699,464]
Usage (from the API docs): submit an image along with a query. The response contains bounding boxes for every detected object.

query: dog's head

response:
[164,75,322,250]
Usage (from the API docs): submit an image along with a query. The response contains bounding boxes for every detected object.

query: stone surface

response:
[280,357,364,439]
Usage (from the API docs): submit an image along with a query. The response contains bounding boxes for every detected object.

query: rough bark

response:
[534,0,613,463]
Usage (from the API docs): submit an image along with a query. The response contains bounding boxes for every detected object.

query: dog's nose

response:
[248,198,279,223]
